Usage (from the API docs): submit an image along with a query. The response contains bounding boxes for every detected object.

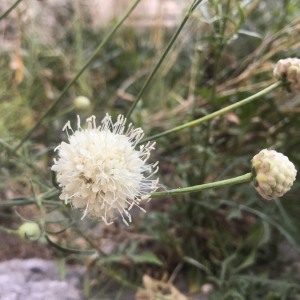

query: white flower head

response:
[51,114,159,226]
[273,58,300,92]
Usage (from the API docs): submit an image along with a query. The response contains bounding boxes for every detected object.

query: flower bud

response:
[251,149,297,200]
[74,96,91,110]
[18,222,41,241]
[273,58,300,92]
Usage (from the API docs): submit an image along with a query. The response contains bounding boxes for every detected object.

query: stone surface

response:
[0,259,84,300]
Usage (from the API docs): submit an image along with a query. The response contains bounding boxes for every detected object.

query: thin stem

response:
[0,139,48,182]
[0,138,15,153]
[0,198,59,208]
[75,226,107,257]
[125,0,203,119]
[44,105,75,124]
[0,199,36,207]
[0,0,22,21]
[14,0,141,152]
[45,234,96,255]
[139,81,281,145]
[0,225,18,235]
[150,173,252,198]
[42,188,60,200]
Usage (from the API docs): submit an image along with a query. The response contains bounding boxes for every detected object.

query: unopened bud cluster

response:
[273,58,300,92]
[251,149,297,200]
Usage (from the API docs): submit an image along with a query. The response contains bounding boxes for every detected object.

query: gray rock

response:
[0,259,85,300]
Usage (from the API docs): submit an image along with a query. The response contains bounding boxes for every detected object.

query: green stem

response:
[0,0,22,21]
[0,139,48,182]
[0,199,36,207]
[0,198,59,207]
[0,188,59,208]
[150,173,252,198]
[44,105,75,124]
[42,188,60,200]
[139,81,281,145]
[125,0,203,119]
[0,225,18,235]
[45,234,96,255]
[0,138,18,154]
[14,0,141,152]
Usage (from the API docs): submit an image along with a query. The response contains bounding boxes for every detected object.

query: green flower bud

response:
[74,96,91,110]
[273,58,300,92]
[251,149,297,200]
[18,222,41,241]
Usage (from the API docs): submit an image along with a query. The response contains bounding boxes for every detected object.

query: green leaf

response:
[220,253,237,283]
[128,252,162,265]
[224,289,245,300]
[233,250,256,274]
[101,254,126,264]
[183,256,212,275]
[237,4,245,29]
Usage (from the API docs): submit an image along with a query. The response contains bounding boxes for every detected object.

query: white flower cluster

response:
[252,149,297,200]
[52,114,159,225]
[273,57,300,92]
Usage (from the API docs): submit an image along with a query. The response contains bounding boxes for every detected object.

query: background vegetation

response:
[1,0,300,299]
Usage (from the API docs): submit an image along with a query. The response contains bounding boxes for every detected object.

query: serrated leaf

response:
[128,252,162,265]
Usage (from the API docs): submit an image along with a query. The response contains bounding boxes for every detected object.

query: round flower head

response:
[251,149,297,200]
[273,58,300,92]
[51,114,159,225]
